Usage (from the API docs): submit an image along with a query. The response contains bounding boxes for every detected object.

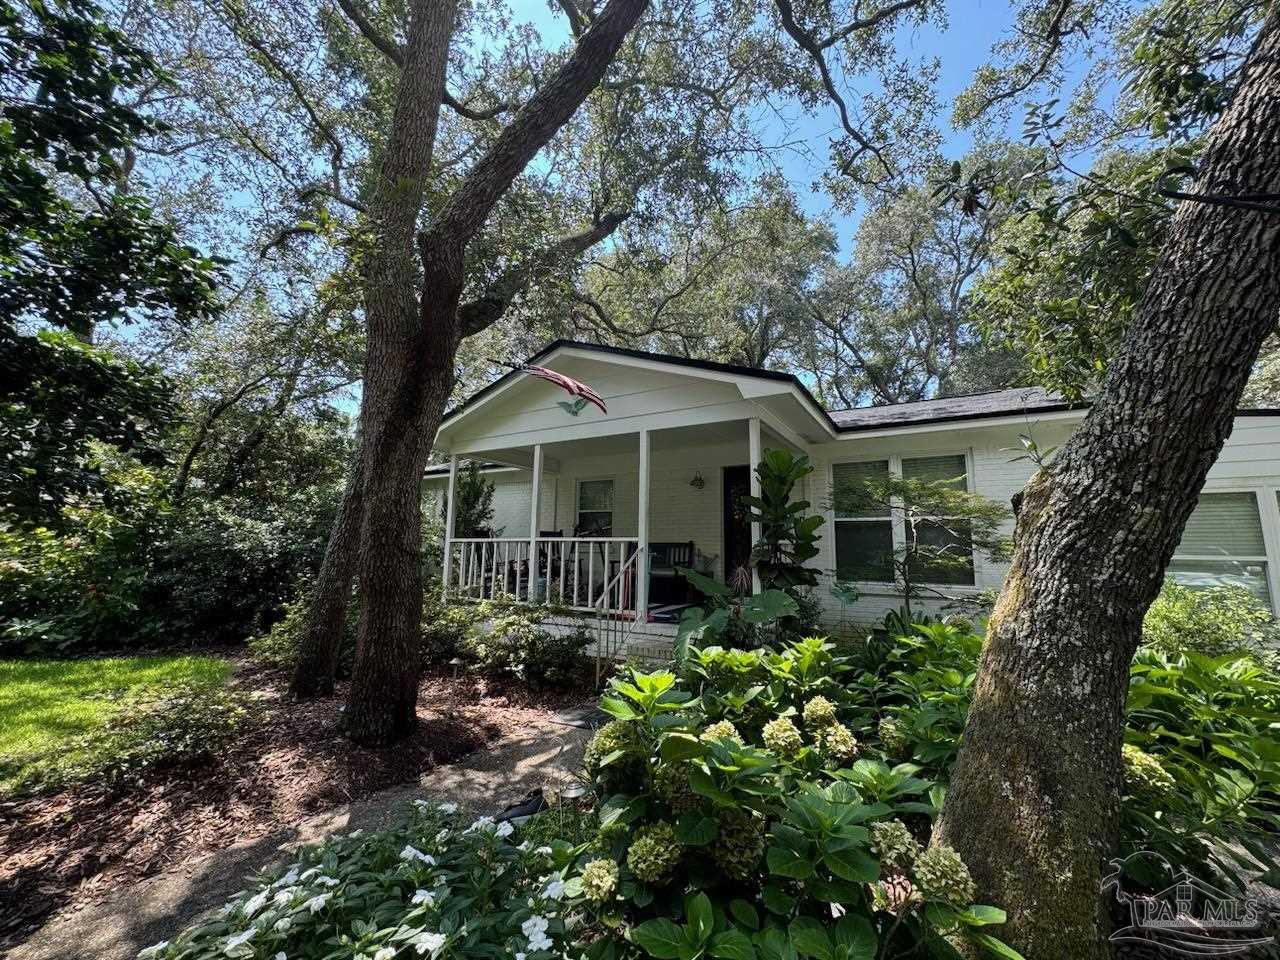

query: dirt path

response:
[7,719,592,960]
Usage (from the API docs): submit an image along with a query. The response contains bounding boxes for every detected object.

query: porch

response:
[435,417,804,663]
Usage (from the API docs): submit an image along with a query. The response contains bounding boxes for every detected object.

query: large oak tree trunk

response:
[289,443,364,698]
[341,0,650,745]
[935,12,1280,957]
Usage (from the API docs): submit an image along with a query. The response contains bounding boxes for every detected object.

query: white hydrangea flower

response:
[438,802,457,814]
[314,875,339,887]
[274,917,292,934]
[373,949,397,960]
[411,889,436,907]
[534,846,552,857]
[300,867,321,880]
[542,878,566,900]
[400,845,436,865]
[409,930,447,956]
[273,887,298,906]
[495,821,514,839]
[302,892,332,914]
[137,941,168,959]
[465,816,495,834]
[517,840,531,852]
[275,954,287,960]
[435,829,450,843]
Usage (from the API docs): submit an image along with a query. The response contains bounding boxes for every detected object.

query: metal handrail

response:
[593,545,645,686]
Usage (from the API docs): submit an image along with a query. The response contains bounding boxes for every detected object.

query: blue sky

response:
[509,0,1024,250]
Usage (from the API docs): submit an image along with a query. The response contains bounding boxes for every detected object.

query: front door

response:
[723,465,753,593]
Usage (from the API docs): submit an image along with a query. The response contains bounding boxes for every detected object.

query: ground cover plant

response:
[0,654,233,795]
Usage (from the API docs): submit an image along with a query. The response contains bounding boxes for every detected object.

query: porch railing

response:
[445,536,642,615]
[593,544,646,686]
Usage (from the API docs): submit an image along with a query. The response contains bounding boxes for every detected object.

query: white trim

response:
[575,474,617,538]
[829,450,978,590]
[637,430,650,617]
[529,444,543,571]
[749,417,762,594]
[442,455,458,596]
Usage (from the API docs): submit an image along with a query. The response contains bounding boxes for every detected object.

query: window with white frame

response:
[832,460,894,582]
[1167,491,1271,605]
[576,479,615,537]
[832,453,975,585]
[902,454,975,586]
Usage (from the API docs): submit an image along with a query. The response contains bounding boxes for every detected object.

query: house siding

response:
[427,412,1280,634]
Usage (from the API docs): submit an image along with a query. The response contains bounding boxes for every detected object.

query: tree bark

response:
[342,0,651,745]
[289,442,365,698]
[935,12,1280,958]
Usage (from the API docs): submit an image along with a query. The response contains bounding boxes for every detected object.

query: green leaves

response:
[676,812,719,846]
[633,918,686,959]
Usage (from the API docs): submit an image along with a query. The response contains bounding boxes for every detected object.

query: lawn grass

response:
[0,654,232,794]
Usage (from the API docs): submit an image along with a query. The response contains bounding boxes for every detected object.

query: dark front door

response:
[723,465,753,593]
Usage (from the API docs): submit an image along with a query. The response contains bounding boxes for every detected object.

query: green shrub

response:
[141,801,582,960]
[2,683,250,796]
[569,661,1018,960]
[1142,581,1279,656]
[862,619,1280,893]
[249,592,359,678]
[460,600,590,690]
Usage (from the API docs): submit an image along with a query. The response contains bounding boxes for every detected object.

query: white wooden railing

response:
[593,544,646,686]
[444,536,642,615]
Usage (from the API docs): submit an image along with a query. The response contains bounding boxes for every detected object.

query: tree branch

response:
[422,0,650,250]
[458,209,631,336]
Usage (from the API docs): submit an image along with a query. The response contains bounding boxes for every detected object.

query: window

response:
[832,453,976,585]
[903,454,974,586]
[576,479,614,537]
[1168,491,1270,604]
[833,460,894,582]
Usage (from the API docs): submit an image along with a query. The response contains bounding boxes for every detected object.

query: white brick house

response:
[423,340,1280,658]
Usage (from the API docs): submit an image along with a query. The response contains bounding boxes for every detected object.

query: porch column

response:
[442,455,458,598]
[748,417,762,594]
[637,429,650,620]
[528,443,543,602]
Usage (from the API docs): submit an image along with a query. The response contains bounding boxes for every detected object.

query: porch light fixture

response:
[689,471,706,490]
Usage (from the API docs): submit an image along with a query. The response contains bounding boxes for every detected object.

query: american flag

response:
[493,359,607,414]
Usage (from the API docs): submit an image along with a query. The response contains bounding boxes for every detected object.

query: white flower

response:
[464,816,495,834]
[222,927,256,956]
[527,931,553,952]
[495,820,514,839]
[518,840,531,852]
[515,954,526,960]
[411,889,436,907]
[373,949,397,960]
[542,878,566,900]
[438,802,457,814]
[435,829,450,843]
[275,954,287,960]
[400,845,437,865]
[137,942,168,959]
[302,892,332,914]
[521,915,549,938]
[299,867,321,880]
[314,875,339,887]
[273,866,300,888]
[409,931,447,956]
[274,917,292,933]
[273,887,297,906]
[243,889,269,917]
[534,846,552,857]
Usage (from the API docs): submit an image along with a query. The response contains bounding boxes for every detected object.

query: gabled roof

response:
[440,340,1280,438]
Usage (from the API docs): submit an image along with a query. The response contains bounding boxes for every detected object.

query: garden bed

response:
[0,659,587,951]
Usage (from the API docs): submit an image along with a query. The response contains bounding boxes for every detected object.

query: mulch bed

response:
[0,662,587,950]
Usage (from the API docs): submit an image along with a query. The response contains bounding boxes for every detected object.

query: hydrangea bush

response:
[571,642,1022,960]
